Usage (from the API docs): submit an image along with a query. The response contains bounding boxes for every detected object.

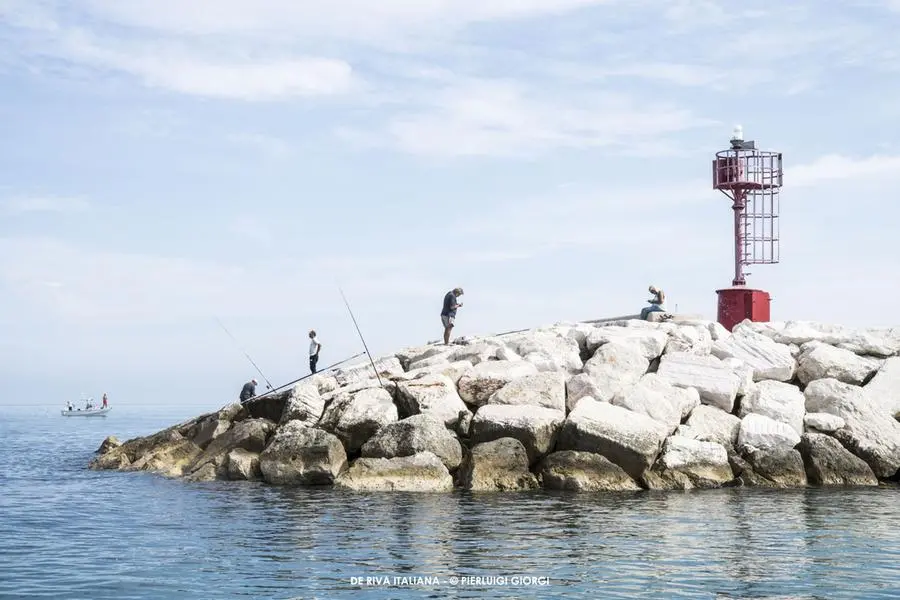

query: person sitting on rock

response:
[641,285,668,320]
[239,379,258,404]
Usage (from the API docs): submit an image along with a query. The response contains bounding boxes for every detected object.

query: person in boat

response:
[102,393,108,409]
[66,401,73,411]
[440,287,464,345]
[308,330,321,374]
[85,398,94,410]
[641,285,668,320]
[240,379,258,404]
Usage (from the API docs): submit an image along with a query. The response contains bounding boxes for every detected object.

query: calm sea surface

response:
[2,403,899,599]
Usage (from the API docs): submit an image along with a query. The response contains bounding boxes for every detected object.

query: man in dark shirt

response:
[239,378,258,404]
[440,287,464,345]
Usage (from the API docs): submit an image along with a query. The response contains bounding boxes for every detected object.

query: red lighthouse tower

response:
[713,126,783,331]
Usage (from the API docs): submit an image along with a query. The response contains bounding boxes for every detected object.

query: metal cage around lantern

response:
[712,146,783,285]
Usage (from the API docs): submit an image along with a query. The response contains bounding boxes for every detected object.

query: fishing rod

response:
[215,317,274,391]
[338,286,384,389]
[243,351,366,403]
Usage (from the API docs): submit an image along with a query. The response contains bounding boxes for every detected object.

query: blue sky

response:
[2,0,900,408]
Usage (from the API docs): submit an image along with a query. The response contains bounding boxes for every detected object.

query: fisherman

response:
[66,401,73,411]
[641,285,668,320]
[440,287,464,345]
[102,393,108,409]
[239,378,258,404]
[308,330,322,374]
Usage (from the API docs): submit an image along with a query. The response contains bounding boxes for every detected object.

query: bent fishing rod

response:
[215,317,274,390]
[338,286,384,389]
[243,351,366,404]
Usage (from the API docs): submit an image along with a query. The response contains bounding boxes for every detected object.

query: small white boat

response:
[61,407,111,417]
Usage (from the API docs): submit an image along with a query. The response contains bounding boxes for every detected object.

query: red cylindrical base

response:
[716,287,771,332]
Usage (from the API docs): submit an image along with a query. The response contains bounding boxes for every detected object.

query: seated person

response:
[641,286,667,320]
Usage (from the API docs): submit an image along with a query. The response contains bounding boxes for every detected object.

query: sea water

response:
[1,404,899,599]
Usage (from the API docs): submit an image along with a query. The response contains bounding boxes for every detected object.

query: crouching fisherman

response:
[641,285,669,320]
[239,378,258,404]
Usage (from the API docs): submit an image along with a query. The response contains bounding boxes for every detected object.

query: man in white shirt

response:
[309,330,322,374]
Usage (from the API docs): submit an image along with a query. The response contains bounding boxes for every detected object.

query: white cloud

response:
[342,79,716,157]
[2,196,90,214]
[788,154,900,187]
[225,133,292,158]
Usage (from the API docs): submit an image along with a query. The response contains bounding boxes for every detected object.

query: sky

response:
[2,0,900,408]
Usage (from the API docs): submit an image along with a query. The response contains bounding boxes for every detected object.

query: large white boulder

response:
[487,372,566,413]
[536,451,641,491]
[804,378,900,478]
[336,452,454,492]
[720,357,755,397]
[581,342,649,402]
[279,382,326,426]
[449,341,505,365]
[360,414,463,470]
[863,357,900,418]
[499,331,583,374]
[259,424,348,485]
[406,360,474,385]
[565,374,606,412]
[737,413,801,453]
[711,329,796,382]
[456,360,539,407]
[319,387,399,453]
[656,352,741,413]
[470,404,565,464]
[658,436,733,485]
[395,373,470,428]
[455,437,539,491]
[798,433,878,486]
[796,342,883,386]
[395,345,450,370]
[739,380,805,435]
[557,398,668,478]
[803,412,845,433]
[610,373,699,434]
[334,357,404,387]
[664,325,713,356]
[766,321,900,358]
[586,326,668,360]
[680,405,741,448]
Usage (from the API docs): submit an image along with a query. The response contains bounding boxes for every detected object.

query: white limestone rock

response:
[656,352,742,413]
[863,356,900,418]
[708,321,732,342]
[487,372,566,413]
[658,436,733,485]
[581,342,649,402]
[450,341,505,365]
[804,412,845,433]
[395,373,470,428]
[360,414,463,470]
[681,405,742,448]
[259,424,348,485]
[455,437,539,491]
[770,321,900,358]
[804,378,900,478]
[664,325,713,356]
[406,360,474,385]
[499,331,583,374]
[721,357,755,397]
[407,354,453,371]
[796,341,883,386]
[318,387,399,453]
[470,404,565,464]
[334,357,404,387]
[610,373,700,434]
[279,382,326,426]
[536,451,641,491]
[556,398,668,478]
[739,380,806,435]
[457,360,539,407]
[586,326,668,360]
[565,373,606,412]
[737,413,801,453]
[396,345,451,370]
[711,329,796,382]
[336,452,454,492]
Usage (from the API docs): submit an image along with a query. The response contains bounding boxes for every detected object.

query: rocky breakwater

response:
[91,317,900,492]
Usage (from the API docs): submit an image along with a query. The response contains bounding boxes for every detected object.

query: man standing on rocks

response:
[441,287,464,345]
[309,329,322,374]
[239,378,257,404]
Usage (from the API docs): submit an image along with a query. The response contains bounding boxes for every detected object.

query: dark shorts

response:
[309,354,319,372]
[441,315,455,328]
